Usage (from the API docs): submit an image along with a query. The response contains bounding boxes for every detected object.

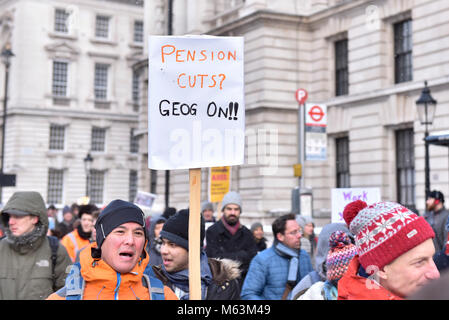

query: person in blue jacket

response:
[241,213,313,300]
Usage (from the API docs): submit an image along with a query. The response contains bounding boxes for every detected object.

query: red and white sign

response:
[305,104,327,127]
[295,88,308,105]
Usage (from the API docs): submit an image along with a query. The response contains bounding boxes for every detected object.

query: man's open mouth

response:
[119,252,134,258]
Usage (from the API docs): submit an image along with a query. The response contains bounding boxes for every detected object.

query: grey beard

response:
[5,222,47,254]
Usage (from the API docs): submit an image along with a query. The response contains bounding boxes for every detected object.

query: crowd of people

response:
[1,188,449,300]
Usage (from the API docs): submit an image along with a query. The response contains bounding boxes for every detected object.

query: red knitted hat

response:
[343,200,435,270]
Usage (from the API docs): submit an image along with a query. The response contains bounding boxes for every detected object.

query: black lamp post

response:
[0,44,14,204]
[416,80,437,202]
[83,152,93,199]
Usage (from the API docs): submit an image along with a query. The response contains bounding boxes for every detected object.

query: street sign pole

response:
[296,89,308,190]
[294,89,308,216]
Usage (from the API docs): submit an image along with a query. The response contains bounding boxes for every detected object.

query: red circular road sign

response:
[295,88,308,104]
[308,105,325,122]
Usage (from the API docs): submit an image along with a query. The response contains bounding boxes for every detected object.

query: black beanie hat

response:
[95,199,146,249]
[160,209,205,250]
[428,190,445,203]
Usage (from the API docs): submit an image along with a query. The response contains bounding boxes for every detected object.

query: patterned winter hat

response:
[343,200,435,270]
[326,231,357,282]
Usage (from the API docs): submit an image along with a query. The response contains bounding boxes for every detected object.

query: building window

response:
[48,169,64,204]
[335,39,348,96]
[54,8,69,33]
[396,128,415,211]
[49,124,65,150]
[129,170,138,202]
[95,15,110,38]
[133,20,143,43]
[94,63,109,100]
[91,127,106,152]
[394,19,413,83]
[336,136,350,188]
[52,61,68,97]
[130,128,139,154]
[88,169,104,204]
[150,170,158,194]
[132,70,140,110]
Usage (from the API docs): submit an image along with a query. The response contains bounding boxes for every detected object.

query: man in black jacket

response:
[152,209,241,300]
[206,191,258,286]
[425,190,449,252]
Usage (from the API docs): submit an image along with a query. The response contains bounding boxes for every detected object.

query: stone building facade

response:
[0,0,144,207]
[137,0,449,227]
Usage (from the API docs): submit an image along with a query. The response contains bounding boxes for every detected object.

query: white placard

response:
[148,35,245,170]
[331,188,381,223]
[134,191,157,208]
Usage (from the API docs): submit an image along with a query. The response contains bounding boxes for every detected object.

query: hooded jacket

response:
[152,258,241,300]
[47,243,178,300]
[337,255,402,300]
[0,191,72,300]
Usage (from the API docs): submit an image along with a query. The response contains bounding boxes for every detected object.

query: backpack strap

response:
[47,235,59,291]
[65,262,85,300]
[142,264,165,300]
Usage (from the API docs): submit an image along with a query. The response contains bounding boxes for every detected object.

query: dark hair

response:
[272,213,296,238]
[428,190,445,203]
[79,204,98,218]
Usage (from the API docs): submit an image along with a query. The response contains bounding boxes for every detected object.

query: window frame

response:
[94,63,109,101]
[52,60,69,97]
[336,136,350,188]
[129,170,138,202]
[47,168,64,205]
[395,128,416,211]
[133,20,143,43]
[54,8,69,34]
[91,126,106,152]
[95,14,110,39]
[394,19,413,84]
[49,124,66,151]
[335,38,349,96]
[88,169,105,204]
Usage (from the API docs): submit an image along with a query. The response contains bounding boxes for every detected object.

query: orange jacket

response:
[47,243,177,300]
[337,255,403,300]
[61,229,91,262]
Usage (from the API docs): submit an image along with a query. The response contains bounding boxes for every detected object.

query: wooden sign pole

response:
[188,168,202,300]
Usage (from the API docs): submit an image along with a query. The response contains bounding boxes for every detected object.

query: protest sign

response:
[148,35,245,300]
[134,191,157,208]
[148,35,245,170]
[331,188,381,223]
[209,166,231,203]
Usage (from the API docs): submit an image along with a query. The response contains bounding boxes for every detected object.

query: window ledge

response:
[48,32,78,41]
[129,42,144,49]
[90,37,118,46]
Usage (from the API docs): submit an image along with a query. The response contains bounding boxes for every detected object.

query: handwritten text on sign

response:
[331,188,381,223]
[148,36,245,170]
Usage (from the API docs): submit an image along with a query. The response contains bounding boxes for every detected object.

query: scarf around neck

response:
[274,241,300,285]
[5,222,47,254]
[160,250,213,300]
[77,223,92,240]
[221,217,240,236]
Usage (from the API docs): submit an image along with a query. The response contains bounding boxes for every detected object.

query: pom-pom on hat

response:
[326,231,357,282]
[343,200,435,270]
